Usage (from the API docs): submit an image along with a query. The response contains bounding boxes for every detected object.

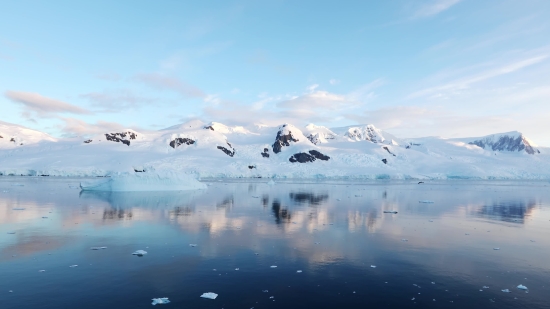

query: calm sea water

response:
[1,177,549,309]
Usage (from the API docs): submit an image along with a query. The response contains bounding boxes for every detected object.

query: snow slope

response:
[0,120,548,180]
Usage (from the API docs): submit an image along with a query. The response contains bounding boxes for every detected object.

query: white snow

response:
[132,250,147,256]
[0,120,549,180]
[80,170,206,192]
[151,298,170,305]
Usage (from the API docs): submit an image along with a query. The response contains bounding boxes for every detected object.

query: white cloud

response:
[5,91,92,117]
[57,117,127,137]
[413,0,461,18]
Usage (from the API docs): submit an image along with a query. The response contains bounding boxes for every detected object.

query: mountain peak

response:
[468,131,540,154]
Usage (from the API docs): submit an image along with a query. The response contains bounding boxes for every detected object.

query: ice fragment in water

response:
[132,250,147,256]
[69,265,78,268]
[517,284,528,290]
[189,244,197,247]
[383,211,398,214]
[270,265,277,268]
[370,265,377,268]
[7,232,15,234]
[200,292,218,299]
[90,247,107,250]
[483,286,489,289]
[38,270,45,272]
[151,298,170,305]
[235,268,239,271]
[419,200,434,203]
[402,239,408,241]
[431,282,435,284]
[493,248,500,250]
[501,289,510,293]
[296,270,302,273]
[12,208,25,210]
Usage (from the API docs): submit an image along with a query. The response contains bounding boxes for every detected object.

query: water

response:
[1,177,549,308]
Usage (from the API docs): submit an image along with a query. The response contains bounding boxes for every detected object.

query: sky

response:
[1,0,550,145]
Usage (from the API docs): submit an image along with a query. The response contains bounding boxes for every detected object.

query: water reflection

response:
[475,200,537,224]
[272,199,292,224]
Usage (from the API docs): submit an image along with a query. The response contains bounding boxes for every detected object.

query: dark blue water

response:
[1,178,549,308]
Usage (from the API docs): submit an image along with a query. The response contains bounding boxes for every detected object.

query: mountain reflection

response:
[475,200,537,224]
[272,199,292,224]
[289,192,329,206]
[102,207,133,220]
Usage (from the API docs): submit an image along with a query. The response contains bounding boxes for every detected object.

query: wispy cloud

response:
[5,91,92,117]
[57,117,127,137]
[408,55,548,98]
[80,89,158,112]
[413,0,461,18]
[134,73,205,98]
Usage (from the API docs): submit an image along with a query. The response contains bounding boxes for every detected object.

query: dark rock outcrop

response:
[289,150,330,163]
[248,165,256,169]
[217,143,235,157]
[272,125,299,153]
[105,132,137,146]
[10,138,15,143]
[204,125,214,131]
[383,146,396,157]
[84,139,92,144]
[169,137,195,149]
[382,159,387,164]
[261,148,270,158]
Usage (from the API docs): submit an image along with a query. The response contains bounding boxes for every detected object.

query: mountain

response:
[0,120,57,148]
[466,132,539,155]
[0,121,548,179]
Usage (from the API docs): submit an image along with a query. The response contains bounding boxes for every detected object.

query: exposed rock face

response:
[84,140,92,144]
[248,165,256,169]
[382,159,387,164]
[289,150,330,163]
[261,148,270,158]
[383,146,396,157]
[469,133,539,155]
[217,142,235,157]
[105,132,137,146]
[204,125,214,131]
[10,138,15,143]
[272,125,299,154]
[169,137,195,149]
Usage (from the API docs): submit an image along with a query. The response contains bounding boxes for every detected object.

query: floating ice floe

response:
[80,170,206,192]
[262,290,268,293]
[270,265,277,268]
[267,179,276,185]
[383,211,398,214]
[151,298,170,305]
[189,244,197,247]
[200,292,218,300]
[493,248,500,250]
[69,265,78,268]
[38,270,46,272]
[401,239,408,241]
[483,286,489,289]
[370,265,377,268]
[419,200,434,203]
[235,268,239,271]
[90,247,107,250]
[501,289,510,293]
[296,270,302,273]
[517,284,528,290]
[132,250,147,256]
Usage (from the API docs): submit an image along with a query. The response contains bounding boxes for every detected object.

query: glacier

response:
[0,120,548,180]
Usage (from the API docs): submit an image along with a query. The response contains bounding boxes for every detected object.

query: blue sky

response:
[1,0,550,145]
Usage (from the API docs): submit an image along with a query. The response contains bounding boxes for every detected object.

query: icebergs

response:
[501,289,511,293]
[132,250,147,256]
[517,284,528,290]
[151,298,170,305]
[189,244,197,247]
[69,265,78,268]
[200,292,218,299]
[80,170,206,192]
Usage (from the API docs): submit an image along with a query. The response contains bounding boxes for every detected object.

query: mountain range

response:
[0,120,548,179]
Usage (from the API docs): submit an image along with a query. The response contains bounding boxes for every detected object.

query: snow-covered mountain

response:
[0,120,548,179]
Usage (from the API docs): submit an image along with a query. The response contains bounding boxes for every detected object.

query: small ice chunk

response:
[517,284,528,290]
[483,286,489,289]
[296,270,302,273]
[431,282,435,284]
[314,242,320,244]
[69,265,78,268]
[12,184,24,186]
[38,270,46,272]
[151,298,170,305]
[493,248,500,250]
[402,239,408,241]
[7,232,16,234]
[200,292,218,299]
[90,246,107,250]
[189,244,197,247]
[235,268,239,271]
[383,211,398,214]
[355,195,362,197]
[370,265,377,268]
[411,297,415,301]
[501,289,510,293]
[252,196,260,198]
[132,250,147,256]
[419,200,434,203]
[262,290,268,293]
[41,216,48,219]
[270,265,277,268]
